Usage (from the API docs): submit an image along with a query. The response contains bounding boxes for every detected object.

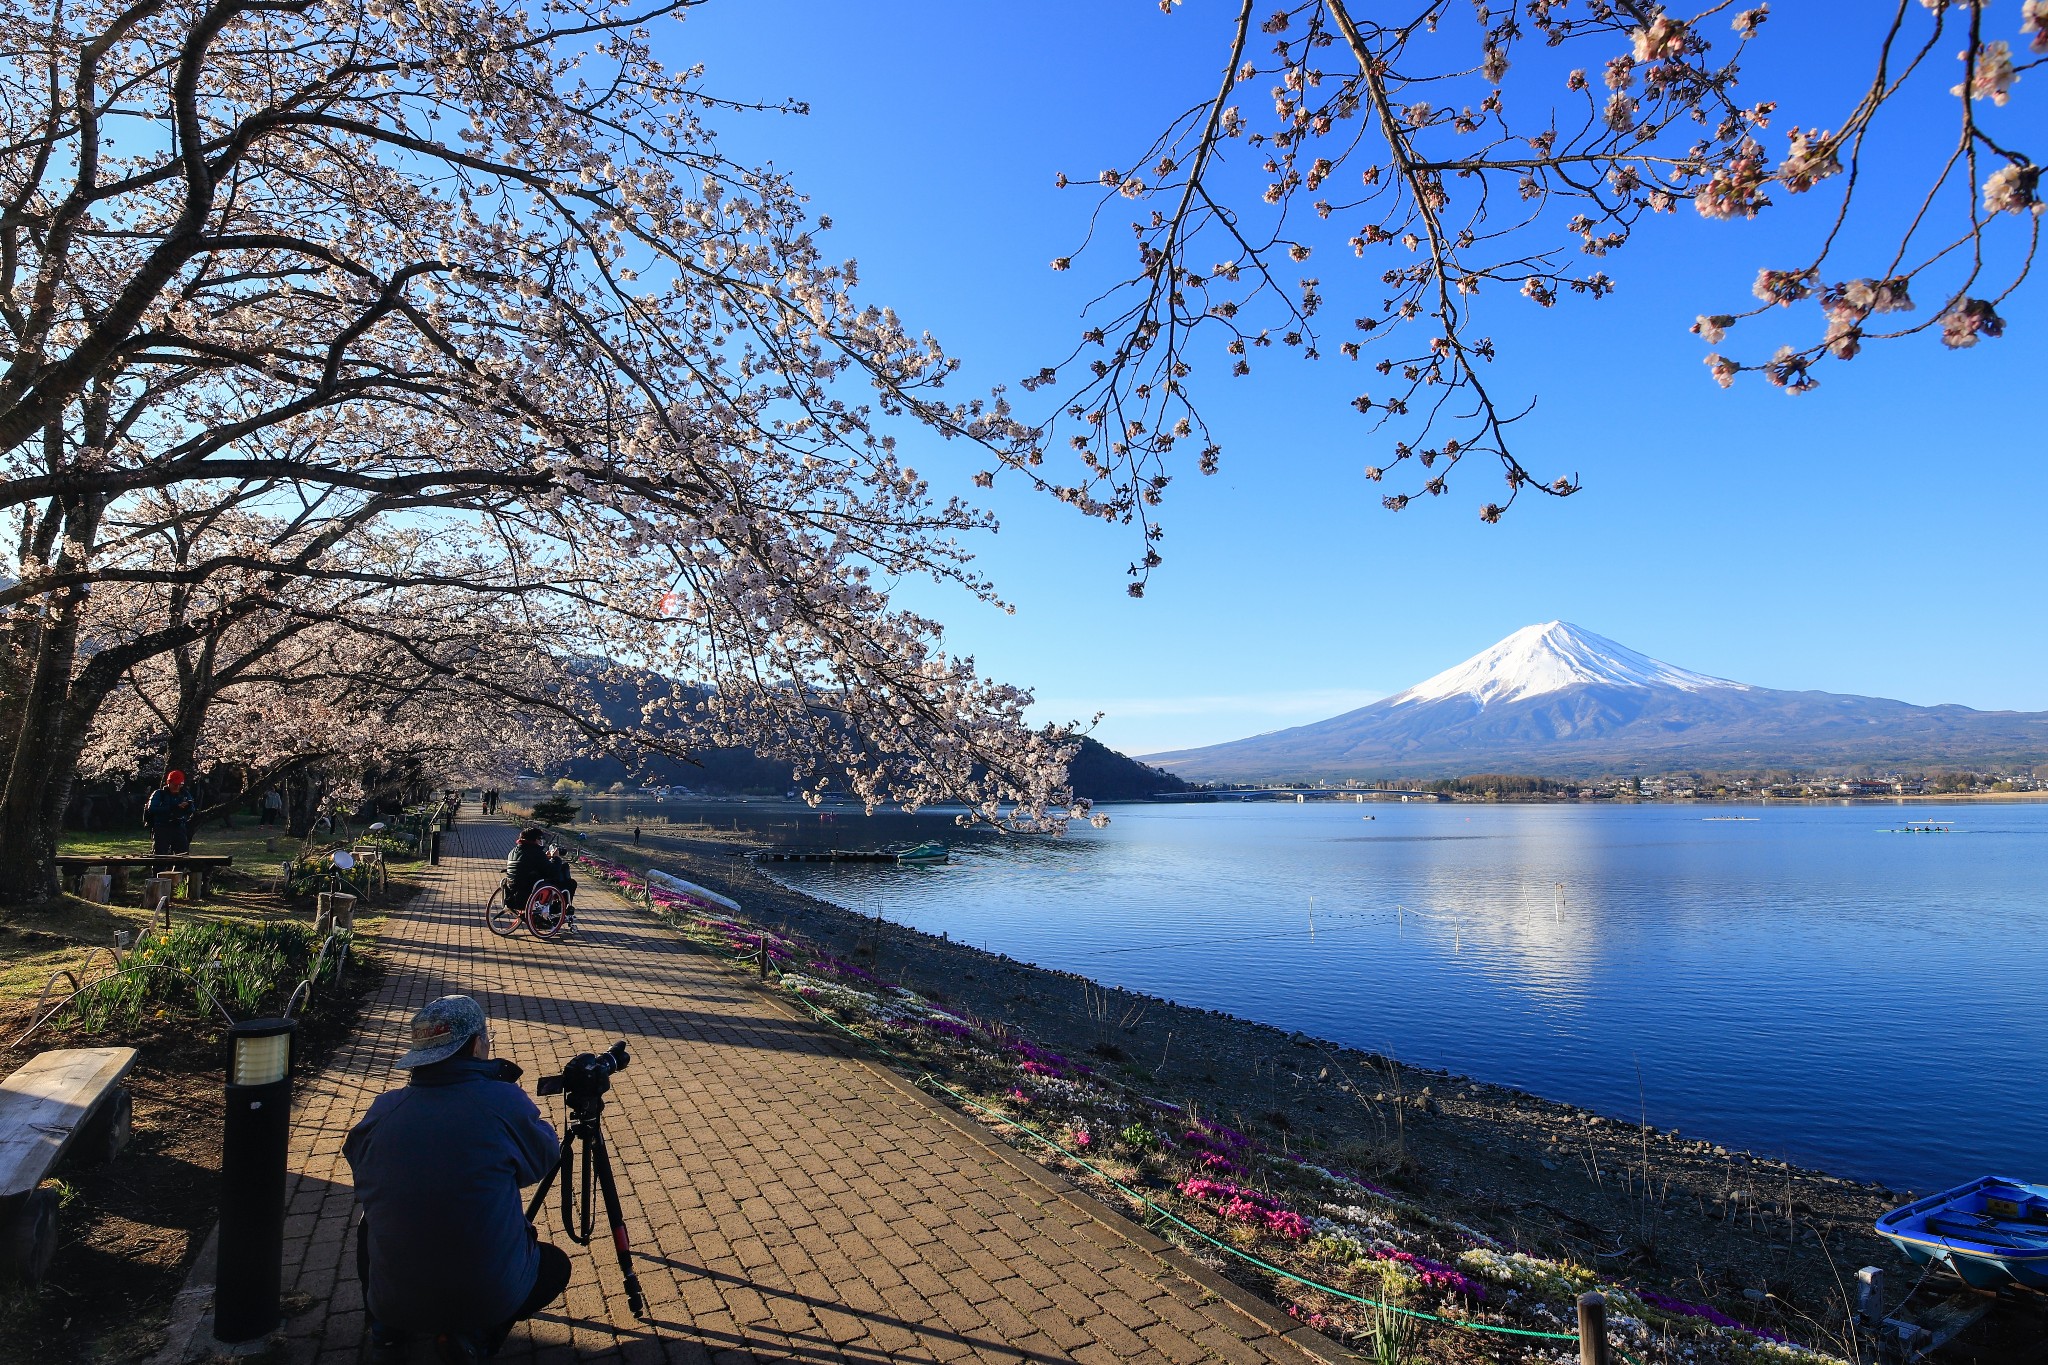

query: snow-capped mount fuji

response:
[1388,621,1744,709]
[1145,624,2048,781]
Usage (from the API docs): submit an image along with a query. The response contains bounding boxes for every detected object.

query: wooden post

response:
[758,932,769,980]
[142,875,178,913]
[1854,1266,1884,1325]
[1577,1292,1609,1365]
[315,893,356,935]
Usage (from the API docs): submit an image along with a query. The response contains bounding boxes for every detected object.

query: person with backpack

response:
[144,770,196,854]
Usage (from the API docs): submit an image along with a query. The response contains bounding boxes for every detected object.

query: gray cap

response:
[394,994,486,1069]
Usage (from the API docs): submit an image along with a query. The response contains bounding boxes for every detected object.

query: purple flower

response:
[1637,1290,1784,1341]
[1372,1248,1485,1301]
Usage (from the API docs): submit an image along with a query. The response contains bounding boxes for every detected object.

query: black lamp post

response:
[215,1017,296,1343]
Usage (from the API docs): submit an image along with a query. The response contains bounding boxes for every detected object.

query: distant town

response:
[1172,769,2048,803]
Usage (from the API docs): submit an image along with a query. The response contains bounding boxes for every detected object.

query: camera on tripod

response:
[528,1039,644,1317]
[536,1041,629,1103]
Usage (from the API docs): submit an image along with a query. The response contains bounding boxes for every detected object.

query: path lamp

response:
[215,1018,296,1344]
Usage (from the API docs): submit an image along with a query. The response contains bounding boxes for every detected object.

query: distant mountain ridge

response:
[550,666,1188,801]
[1146,622,2048,780]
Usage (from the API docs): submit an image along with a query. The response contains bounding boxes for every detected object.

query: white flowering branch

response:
[1034,0,2040,589]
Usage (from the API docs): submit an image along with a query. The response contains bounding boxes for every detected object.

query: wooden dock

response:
[753,848,902,863]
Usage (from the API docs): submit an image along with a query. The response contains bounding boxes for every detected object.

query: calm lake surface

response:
[601,798,2047,1192]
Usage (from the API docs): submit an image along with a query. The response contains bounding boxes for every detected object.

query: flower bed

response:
[581,847,1850,1365]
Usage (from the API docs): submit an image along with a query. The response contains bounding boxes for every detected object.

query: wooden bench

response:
[0,1047,139,1284]
[52,854,234,899]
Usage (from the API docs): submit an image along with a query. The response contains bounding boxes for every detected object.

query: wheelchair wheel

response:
[529,888,568,942]
[485,886,521,937]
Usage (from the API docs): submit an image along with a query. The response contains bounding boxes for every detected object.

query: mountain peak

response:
[1390,621,1744,709]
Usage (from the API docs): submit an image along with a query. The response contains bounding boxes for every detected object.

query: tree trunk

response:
[0,607,91,905]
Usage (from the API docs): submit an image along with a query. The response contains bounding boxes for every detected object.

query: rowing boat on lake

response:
[1876,1176,2048,1291]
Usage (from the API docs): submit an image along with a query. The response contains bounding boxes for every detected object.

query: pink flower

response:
[1631,16,1688,62]
[1697,145,1772,220]
[1940,298,2005,349]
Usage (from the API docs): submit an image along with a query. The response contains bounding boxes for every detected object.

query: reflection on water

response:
[587,796,2048,1190]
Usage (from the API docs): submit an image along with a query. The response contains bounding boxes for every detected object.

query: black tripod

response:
[526,1085,646,1318]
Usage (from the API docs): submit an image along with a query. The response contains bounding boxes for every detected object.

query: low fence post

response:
[758,933,769,980]
[1578,1292,1609,1365]
[1854,1266,1884,1326]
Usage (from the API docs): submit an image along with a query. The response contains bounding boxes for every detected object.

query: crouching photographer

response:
[343,996,571,1362]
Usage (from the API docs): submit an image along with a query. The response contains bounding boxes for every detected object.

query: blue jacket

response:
[144,785,193,829]
[342,1056,560,1334]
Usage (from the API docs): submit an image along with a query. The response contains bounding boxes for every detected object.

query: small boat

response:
[645,868,743,914]
[1876,1176,2048,1291]
[896,841,949,866]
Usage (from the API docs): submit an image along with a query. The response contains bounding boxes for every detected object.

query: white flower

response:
[1952,40,2017,105]
[1983,163,2041,215]
[2027,0,2048,54]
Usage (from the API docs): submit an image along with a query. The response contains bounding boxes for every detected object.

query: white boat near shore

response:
[646,868,743,914]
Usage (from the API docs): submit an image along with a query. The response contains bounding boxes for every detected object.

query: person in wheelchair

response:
[502,827,578,933]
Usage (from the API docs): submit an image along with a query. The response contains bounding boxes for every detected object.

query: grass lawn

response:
[0,812,418,1013]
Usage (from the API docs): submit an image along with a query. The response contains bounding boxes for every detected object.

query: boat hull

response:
[1876,1176,2048,1292]
[645,868,743,915]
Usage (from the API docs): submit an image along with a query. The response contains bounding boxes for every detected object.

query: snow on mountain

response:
[1142,622,2048,780]
[1390,621,1745,709]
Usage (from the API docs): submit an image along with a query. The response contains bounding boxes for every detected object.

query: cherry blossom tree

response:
[0,0,1080,901]
[1021,0,2043,590]
[75,534,581,832]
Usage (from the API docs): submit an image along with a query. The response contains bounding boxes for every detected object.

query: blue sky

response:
[673,3,2046,754]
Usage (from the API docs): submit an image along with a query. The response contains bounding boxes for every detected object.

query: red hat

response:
[166,770,186,786]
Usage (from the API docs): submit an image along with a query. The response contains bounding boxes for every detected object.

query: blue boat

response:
[896,841,949,866]
[1875,1176,2048,1291]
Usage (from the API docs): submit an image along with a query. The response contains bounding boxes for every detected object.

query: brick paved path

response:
[276,825,1337,1364]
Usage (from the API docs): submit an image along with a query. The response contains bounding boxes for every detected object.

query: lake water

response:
[721,799,2047,1193]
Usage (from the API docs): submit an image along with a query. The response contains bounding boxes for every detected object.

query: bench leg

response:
[76,1086,133,1165]
[0,1187,60,1286]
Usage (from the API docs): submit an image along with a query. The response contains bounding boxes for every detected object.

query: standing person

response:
[344,996,569,1361]
[144,771,195,854]
[263,788,285,827]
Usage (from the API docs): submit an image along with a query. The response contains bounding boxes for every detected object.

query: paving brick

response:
[270,825,1322,1363]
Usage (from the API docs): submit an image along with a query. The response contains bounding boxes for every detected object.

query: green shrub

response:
[64,921,336,1032]
[1118,1121,1161,1152]
[529,796,580,825]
